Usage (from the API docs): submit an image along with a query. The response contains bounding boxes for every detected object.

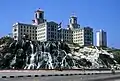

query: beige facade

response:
[73,29,84,45]
[13,22,37,41]
[37,22,47,41]
[72,27,93,46]
[37,21,58,42]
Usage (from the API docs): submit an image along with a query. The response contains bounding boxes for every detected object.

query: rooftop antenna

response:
[71,11,76,17]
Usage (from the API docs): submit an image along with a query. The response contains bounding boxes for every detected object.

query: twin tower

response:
[32,8,79,29]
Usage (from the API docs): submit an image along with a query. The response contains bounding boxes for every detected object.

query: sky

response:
[0,0,120,48]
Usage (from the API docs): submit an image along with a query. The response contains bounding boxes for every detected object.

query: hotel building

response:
[12,8,93,46]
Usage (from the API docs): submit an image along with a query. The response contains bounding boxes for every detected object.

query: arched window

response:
[14,29,17,32]
[39,13,43,18]
[35,13,37,18]
[74,19,77,23]
[14,36,17,38]
[70,19,72,23]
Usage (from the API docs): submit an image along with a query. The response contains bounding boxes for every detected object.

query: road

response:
[0,70,116,77]
[0,74,120,81]
[0,70,120,81]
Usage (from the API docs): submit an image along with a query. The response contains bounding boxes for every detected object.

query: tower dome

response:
[33,8,45,25]
[35,8,44,12]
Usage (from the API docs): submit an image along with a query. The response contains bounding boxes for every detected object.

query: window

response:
[70,19,72,23]
[39,13,43,18]
[48,35,50,38]
[14,29,17,32]
[51,32,54,38]
[35,13,37,18]
[14,36,17,38]
[51,26,54,31]
[48,28,50,31]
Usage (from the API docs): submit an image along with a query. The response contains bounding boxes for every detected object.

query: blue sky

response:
[0,0,120,48]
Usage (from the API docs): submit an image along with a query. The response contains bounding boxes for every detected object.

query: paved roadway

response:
[0,74,120,81]
[0,70,116,77]
[0,70,120,81]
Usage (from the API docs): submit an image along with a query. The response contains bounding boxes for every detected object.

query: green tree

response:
[0,36,13,45]
[112,49,120,64]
